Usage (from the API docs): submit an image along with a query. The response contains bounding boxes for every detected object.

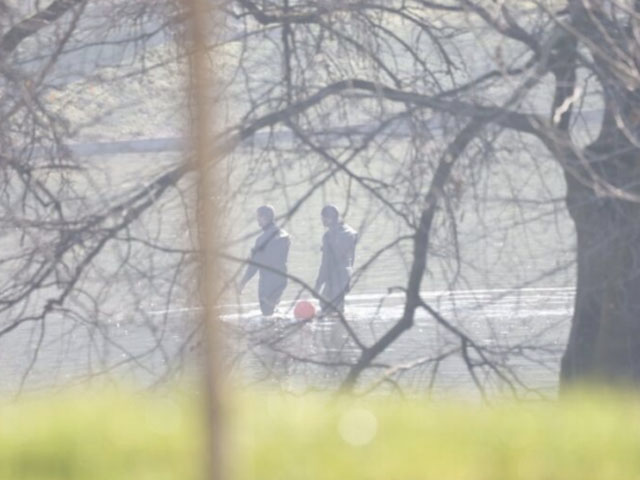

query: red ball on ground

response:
[294,300,316,320]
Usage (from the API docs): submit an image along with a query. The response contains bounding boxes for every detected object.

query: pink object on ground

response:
[293,300,316,320]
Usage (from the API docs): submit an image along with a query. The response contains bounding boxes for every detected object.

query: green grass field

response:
[1,388,639,479]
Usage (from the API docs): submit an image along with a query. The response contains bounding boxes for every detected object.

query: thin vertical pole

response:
[183,1,225,479]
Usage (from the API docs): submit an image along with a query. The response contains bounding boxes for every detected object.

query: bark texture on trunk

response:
[556,1,640,388]
[561,127,640,386]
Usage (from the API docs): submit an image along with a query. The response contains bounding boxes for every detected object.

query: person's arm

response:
[239,239,260,291]
[270,234,290,280]
[314,235,328,291]
[281,235,291,272]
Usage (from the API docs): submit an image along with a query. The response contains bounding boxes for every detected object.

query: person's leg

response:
[318,284,331,316]
[259,296,275,315]
[334,270,351,314]
[320,283,344,316]
[259,280,286,316]
[333,290,345,314]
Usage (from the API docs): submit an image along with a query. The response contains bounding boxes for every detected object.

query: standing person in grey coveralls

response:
[239,205,291,316]
[314,205,358,315]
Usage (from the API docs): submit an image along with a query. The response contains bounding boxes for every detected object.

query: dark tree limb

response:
[0,0,87,57]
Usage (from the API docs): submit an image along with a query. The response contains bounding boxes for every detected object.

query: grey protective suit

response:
[241,223,290,315]
[315,222,358,314]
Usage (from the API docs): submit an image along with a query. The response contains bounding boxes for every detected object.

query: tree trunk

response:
[560,133,640,387]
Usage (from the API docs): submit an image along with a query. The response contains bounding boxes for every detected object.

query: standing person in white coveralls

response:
[239,205,291,316]
[314,205,358,316]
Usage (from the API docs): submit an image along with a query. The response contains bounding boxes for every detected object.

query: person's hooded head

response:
[321,204,340,228]
[256,205,275,229]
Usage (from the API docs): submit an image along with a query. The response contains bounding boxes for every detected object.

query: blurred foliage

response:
[1,388,640,479]
[0,389,203,480]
